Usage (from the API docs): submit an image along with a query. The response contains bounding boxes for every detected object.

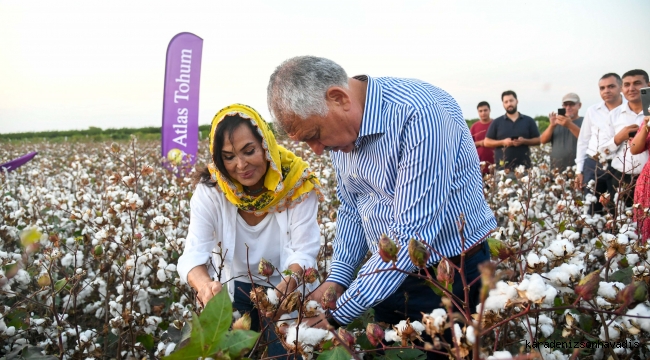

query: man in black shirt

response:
[484,90,541,169]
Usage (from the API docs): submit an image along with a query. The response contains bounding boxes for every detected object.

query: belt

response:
[447,242,485,266]
[418,241,485,274]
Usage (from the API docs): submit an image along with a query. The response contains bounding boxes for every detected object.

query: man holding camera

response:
[540,93,583,171]
[484,90,541,169]
[599,69,650,207]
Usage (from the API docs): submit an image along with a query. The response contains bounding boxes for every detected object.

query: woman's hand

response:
[197,280,223,306]
[187,265,222,306]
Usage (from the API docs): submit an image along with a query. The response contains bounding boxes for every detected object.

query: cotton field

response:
[1,139,649,360]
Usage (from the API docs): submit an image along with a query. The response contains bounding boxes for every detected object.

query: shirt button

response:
[363,216,369,221]
[352,174,357,178]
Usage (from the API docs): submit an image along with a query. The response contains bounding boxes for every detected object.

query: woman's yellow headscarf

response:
[207,104,322,215]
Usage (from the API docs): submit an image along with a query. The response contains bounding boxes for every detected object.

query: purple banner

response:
[162,32,203,167]
[1,151,37,172]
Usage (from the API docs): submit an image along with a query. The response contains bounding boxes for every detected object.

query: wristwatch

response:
[325,309,341,329]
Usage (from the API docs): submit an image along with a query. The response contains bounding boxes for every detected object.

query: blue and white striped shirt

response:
[329,76,496,324]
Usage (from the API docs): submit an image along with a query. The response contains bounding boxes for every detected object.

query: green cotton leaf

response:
[136,334,154,351]
[221,330,260,359]
[384,348,427,360]
[201,289,234,355]
[164,313,205,360]
[425,280,445,297]
[558,220,567,233]
[355,333,375,350]
[318,346,353,360]
[554,297,565,315]
[578,314,594,334]
[609,267,633,285]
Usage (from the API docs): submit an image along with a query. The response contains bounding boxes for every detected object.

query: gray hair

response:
[267,56,348,126]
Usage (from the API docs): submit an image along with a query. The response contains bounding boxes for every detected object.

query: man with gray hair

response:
[267,56,496,351]
[539,93,583,170]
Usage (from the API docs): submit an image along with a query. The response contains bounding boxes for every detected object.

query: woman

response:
[177,104,322,356]
[629,115,650,243]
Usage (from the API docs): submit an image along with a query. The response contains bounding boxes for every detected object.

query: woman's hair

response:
[195,115,264,187]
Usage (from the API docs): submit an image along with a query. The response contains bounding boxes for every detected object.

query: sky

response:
[1,0,649,134]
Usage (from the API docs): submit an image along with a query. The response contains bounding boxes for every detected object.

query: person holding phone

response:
[600,69,650,208]
[483,90,541,169]
[539,93,583,171]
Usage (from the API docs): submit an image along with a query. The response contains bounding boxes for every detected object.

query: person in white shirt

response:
[599,70,650,208]
[574,73,624,214]
[176,104,322,357]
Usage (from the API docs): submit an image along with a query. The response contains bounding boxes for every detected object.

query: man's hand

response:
[574,173,583,190]
[512,137,524,147]
[197,280,223,306]
[556,115,572,127]
[474,140,483,148]
[307,281,345,304]
[502,138,514,147]
[549,112,557,126]
[614,125,639,145]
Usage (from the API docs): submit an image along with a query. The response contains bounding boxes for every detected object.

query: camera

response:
[557,108,566,116]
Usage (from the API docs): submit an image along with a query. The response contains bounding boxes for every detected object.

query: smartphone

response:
[557,108,566,116]
[641,87,650,116]
[630,131,638,138]
[511,136,519,141]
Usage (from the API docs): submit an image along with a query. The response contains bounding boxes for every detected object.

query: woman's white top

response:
[232,212,282,285]
[177,183,321,300]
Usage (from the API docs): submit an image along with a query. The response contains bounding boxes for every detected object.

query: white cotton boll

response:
[411,321,425,334]
[465,325,476,345]
[164,343,176,356]
[545,263,582,286]
[537,315,554,337]
[482,281,518,312]
[597,282,624,300]
[626,254,640,266]
[385,329,400,342]
[540,347,569,360]
[267,288,279,306]
[453,323,462,344]
[156,269,167,282]
[285,323,330,347]
[625,303,650,332]
[488,351,513,359]
[616,234,629,245]
[562,230,580,241]
[544,239,575,259]
[5,326,16,336]
[61,253,74,267]
[598,324,620,341]
[517,274,548,303]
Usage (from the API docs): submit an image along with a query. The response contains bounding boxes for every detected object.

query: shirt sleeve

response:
[529,117,541,138]
[598,112,619,156]
[485,119,497,140]
[332,104,459,324]
[575,113,592,173]
[177,184,222,284]
[284,191,321,271]
[327,176,368,289]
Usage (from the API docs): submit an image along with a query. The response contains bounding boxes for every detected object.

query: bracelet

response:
[288,272,302,287]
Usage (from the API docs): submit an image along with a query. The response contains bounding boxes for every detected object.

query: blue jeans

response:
[233,281,299,359]
[373,241,490,359]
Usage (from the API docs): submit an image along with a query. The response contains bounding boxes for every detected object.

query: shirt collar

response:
[354,75,384,146]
